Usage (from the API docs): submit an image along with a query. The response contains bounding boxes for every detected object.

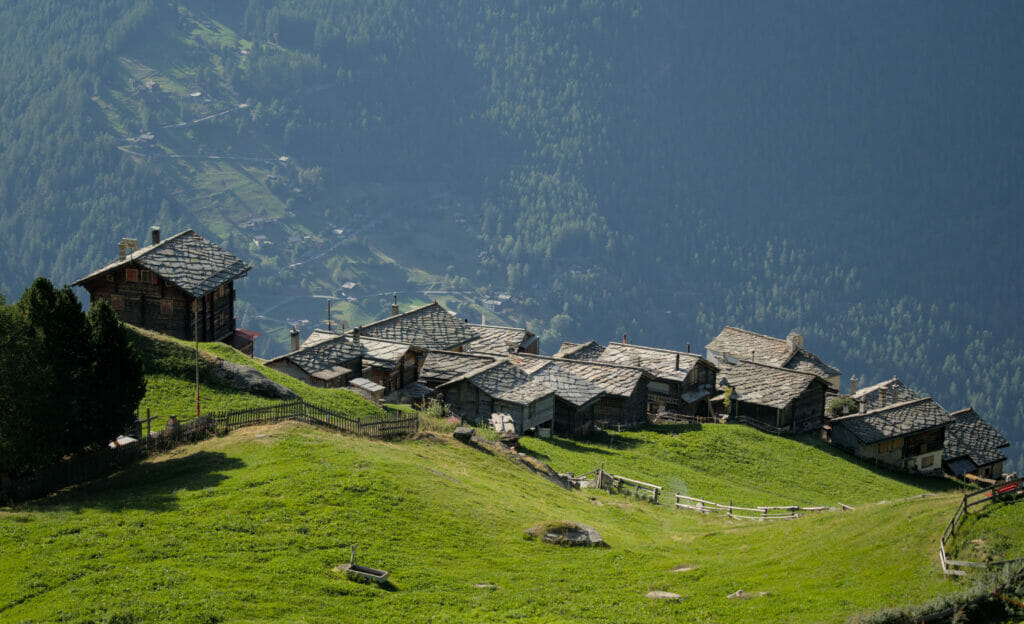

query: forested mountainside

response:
[1,1,1022,470]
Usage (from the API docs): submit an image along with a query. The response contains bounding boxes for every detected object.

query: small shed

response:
[349,377,386,402]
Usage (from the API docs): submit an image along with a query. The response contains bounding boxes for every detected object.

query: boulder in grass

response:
[646,591,681,601]
[453,427,475,442]
[727,590,770,599]
[524,521,607,547]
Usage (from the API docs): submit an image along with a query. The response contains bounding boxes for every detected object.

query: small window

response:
[139,270,150,283]
[151,273,159,285]
[105,274,115,283]
[921,455,934,468]
[110,295,124,311]
[161,300,173,316]
[125,268,138,282]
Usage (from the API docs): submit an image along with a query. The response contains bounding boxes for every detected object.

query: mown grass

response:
[128,326,390,428]
[517,424,960,507]
[0,421,970,624]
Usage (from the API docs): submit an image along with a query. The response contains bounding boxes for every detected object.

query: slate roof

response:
[596,343,713,383]
[361,338,419,369]
[554,341,607,361]
[518,354,647,398]
[829,398,954,445]
[419,351,498,386]
[715,360,824,410]
[73,230,251,298]
[445,360,554,406]
[357,302,476,350]
[465,324,536,356]
[851,377,923,411]
[706,327,839,379]
[266,334,363,375]
[528,362,606,407]
[943,407,1010,468]
[302,328,341,349]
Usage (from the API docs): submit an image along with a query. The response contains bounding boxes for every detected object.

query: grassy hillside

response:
[0,420,986,623]
[127,325,388,427]
[518,425,961,508]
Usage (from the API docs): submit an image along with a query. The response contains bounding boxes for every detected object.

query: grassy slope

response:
[128,325,388,427]
[948,497,1024,563]
[518,425,961,508]
[0,421,975,624]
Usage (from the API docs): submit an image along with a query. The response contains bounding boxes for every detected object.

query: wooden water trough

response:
[334,545,389,584]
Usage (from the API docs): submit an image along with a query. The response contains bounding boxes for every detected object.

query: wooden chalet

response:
[706,327,840,391]
[714,360,828,434]
[942,407,1011,480]
[418,351,499,389]
[72,228,255,353]
[560,341,718,418]
[829,398,954,474]
[525,361,606,438]
[850,377,922,412]
[437,360,556,434]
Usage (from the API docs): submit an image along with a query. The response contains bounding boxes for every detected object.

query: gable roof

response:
[266,334,363,376]
[528,361,607,407]
[943,407,1010,468]
[706,326,839,379]
[851,377,923,411]
[829,398,954,445]
[716,360,825,409]
[73,230,251,298]
[441,360,555,406]
[596,342,715,382]
[357,302,476,350]
[518,354,647,398]
[554,341,607,361]
[465,324,537,356]
[302,328,342,349]
[419,351,499,386]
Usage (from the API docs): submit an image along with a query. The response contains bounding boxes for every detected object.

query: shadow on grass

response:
[790,434,963,495]
[40,451,245,513]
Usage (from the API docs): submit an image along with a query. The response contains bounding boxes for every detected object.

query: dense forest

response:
[0,1,1021,470]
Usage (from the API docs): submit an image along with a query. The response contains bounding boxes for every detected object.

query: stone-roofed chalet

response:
[942,407,1011,479]
[528,362,606,437]
[437,361,556,434]
[464,324,539,356]
[518,354,650,429]
[73,228,255,352]
[593,342,718,418]
[829,398,954,474]
[554,341,607,361]
[418,351,499,388]
[706,327,840,391]
[265,333,422,392]
[714,360,828,434]
[357,302,477,351]
[850,377,923,412]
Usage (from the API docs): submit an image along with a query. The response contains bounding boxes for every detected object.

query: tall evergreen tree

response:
[86,300,147,446]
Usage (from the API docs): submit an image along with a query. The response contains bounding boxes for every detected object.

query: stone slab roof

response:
[518,354,646,398]
[302,328,341,349]
[528,362,606,407]
[596,343,713,382]
[419,351,499,385]
[851,377,923,411]
[465,324,535,356]
[706,326,839,379]
[361,338,419,369]
[73,230,251,298]
[447,360,554,406]
[716,360,823,410]
[554,341,607,361]
[267,334,363,376]
[943,408,1010,468]
[829,398,954,445]
[358,302,477,350]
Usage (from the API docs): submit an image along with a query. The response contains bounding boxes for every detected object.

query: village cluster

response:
[74,229,1012,483]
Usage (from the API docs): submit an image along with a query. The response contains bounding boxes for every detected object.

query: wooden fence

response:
[939,476,1023,576]
[2,400,419,504]
[674,493,831,520]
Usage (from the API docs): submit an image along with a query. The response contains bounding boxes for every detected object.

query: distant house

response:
[942,407,1011,480]
[72,228,256,354]
[829,398,954,474]
[437,360,556,434]
[561,341,718,418]
[714,360,829,434]
[706,327,840,391]
[850,377,922,412]
[265,330,422,392]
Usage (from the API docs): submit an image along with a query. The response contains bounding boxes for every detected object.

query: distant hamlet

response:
[72,228,1013,483]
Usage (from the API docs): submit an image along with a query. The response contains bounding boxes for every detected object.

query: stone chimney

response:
[118,238,139,260]
[622,334,628,344]
[151,226,161,246]
[675,353,680,370]
[786,332,804,352]
[391,293,399,316]
[850,374,858,395]
[686,342,691,353]
[289,326,300,352]
[353,326,361,344]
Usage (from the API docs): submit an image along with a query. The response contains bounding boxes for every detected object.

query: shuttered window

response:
[125,269,138,282]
